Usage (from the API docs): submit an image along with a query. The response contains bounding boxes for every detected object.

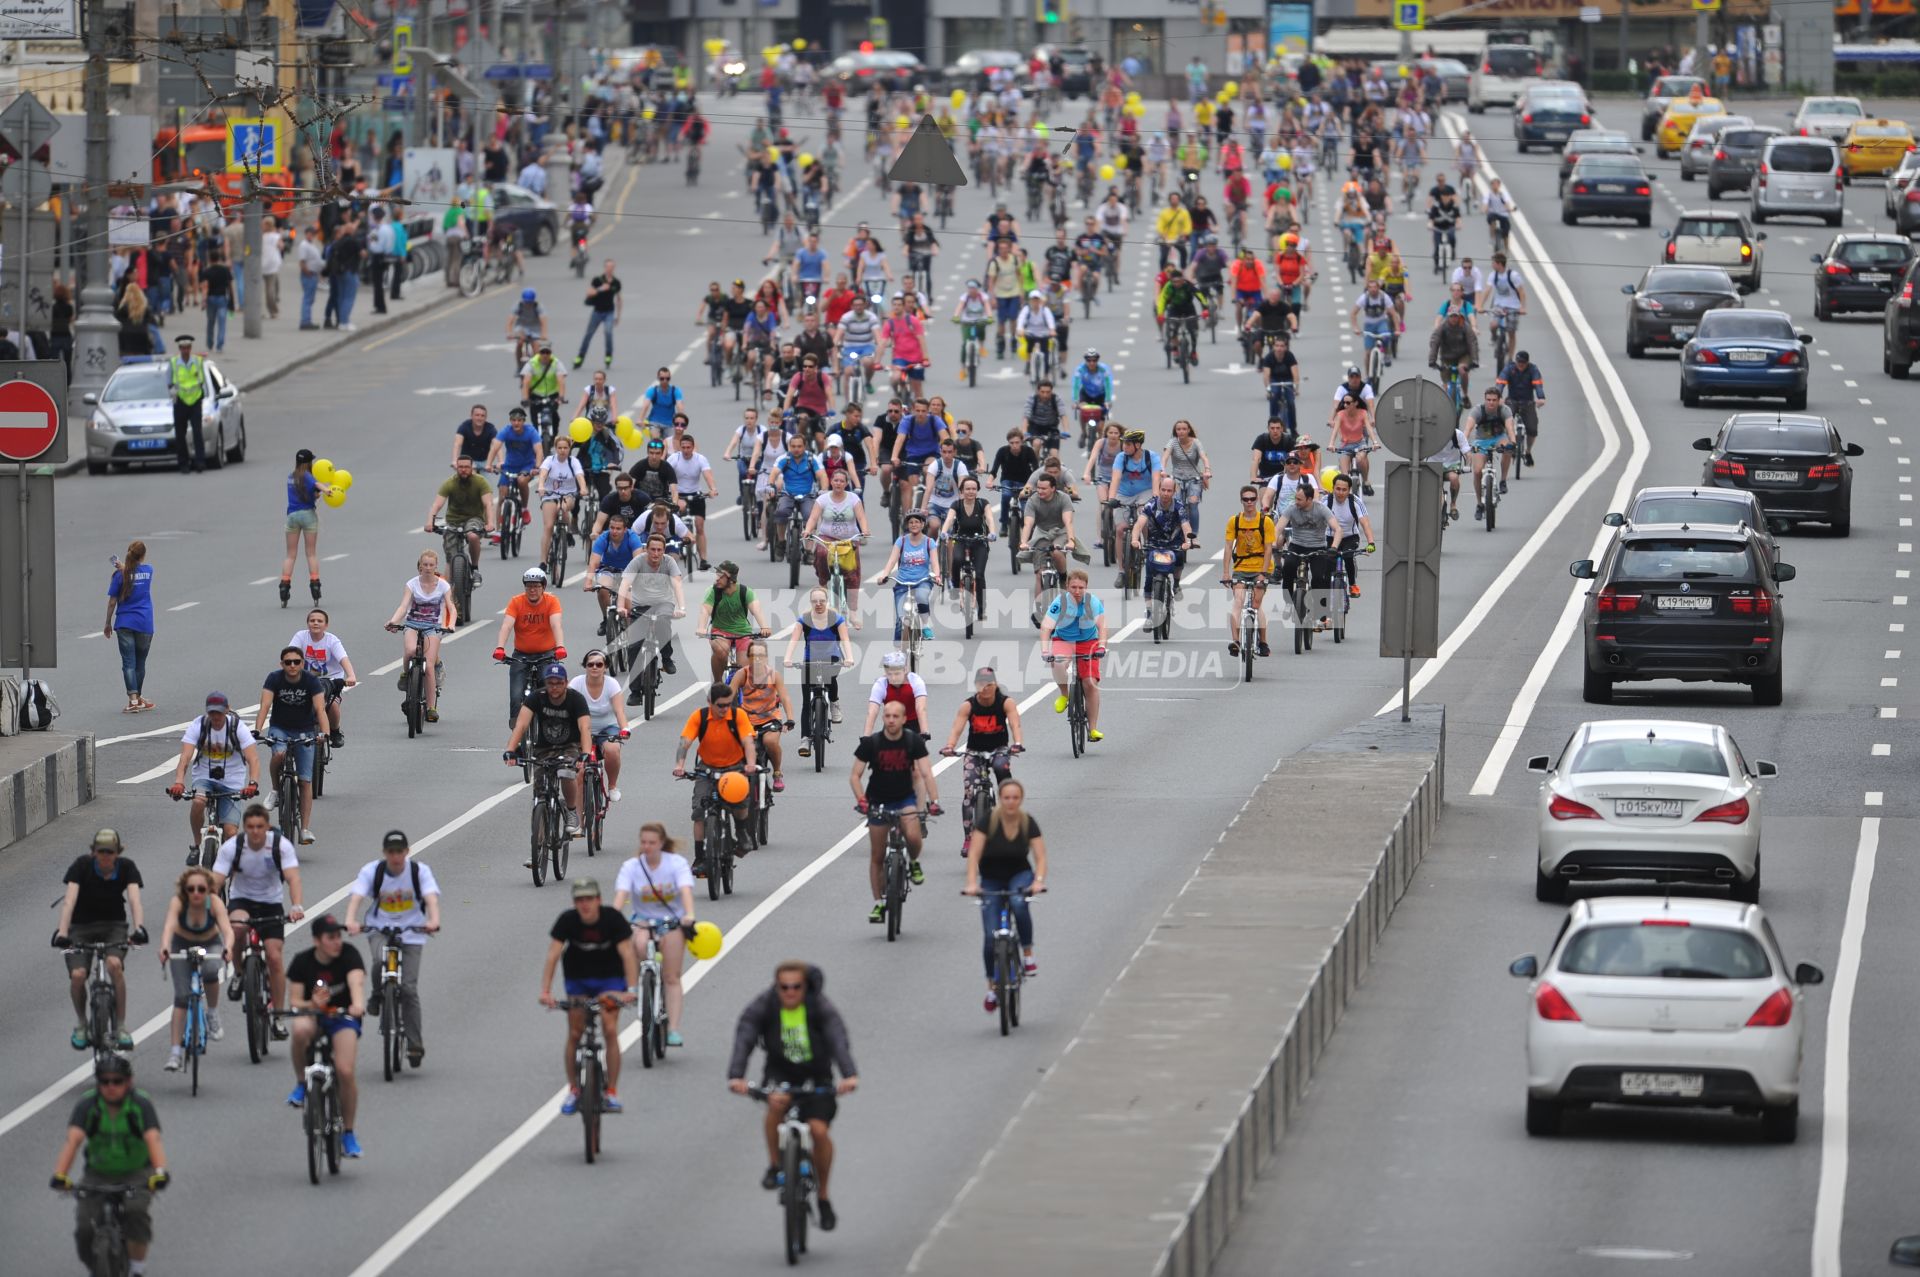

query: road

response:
[3,89,1910,1276]
[1214,95,1920,1277]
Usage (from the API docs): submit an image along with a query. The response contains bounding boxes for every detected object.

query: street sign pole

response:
[1375,377,1453,721]
[0,361,68,679]
[1401,419,1421,719]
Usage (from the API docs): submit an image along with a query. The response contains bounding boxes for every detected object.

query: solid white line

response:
[115,758,178,785]
[250,575,278,586]
[97,719,195,748]
[1811,816,1881,1277]
[167,601,201,612]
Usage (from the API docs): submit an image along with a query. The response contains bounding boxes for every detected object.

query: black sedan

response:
[1693,412,1862,536]
[1810,233,1914,320]
[1886,254,1920,378]
[1562,156,1653,226]
[1515,87,1592,152]
[1707,126,1781,199]
[490,183,559,255]
[1558,130,1635,192]
[1622,265,1742,358]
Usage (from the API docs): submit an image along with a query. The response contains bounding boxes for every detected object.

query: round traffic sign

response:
[1373,377,1459,460]
[0,377,61,462]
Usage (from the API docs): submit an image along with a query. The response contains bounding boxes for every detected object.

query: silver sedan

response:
[83,358,248,474]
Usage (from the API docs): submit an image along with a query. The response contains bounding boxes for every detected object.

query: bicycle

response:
[1283,549,1339,654]
[1105,501,1145,596]
[268,734,315,846]
[498,647,557,731]
[511,750,582,888]
[1200,281,1224,345]
[169,946,214,1096]
[457,241,488,297]
[284,1009,345,1184]
[747,728,785,850]
[956,320,983,388]
[934,186,953,229]
[809,534,863,622]
[1043,648,1102,758]
[707,328,726,389]
[170,787,234,870]
[970,889,1041,1037]
[366,927,414,1082]
[948,530,992,638]
[866,805,929,942]
[681,768,742,901]
[1166,315,1198,384]
[228,918,274,1063]
[68,1181,156,1277]
[942,746,1021,856]
[1327,546,1374,644]
[1491,307,1516,372]
[626,611,672,722]
[1334,442,1380,490]
[1221,574,1269,681]
[543,503,575,583]
[1343,228,1366,285]
[878,574,933,674]
[1025,333,1052,386]
[1434,361,1473,418]
[430,519,480,621]
[311,686,347,800]
[1474,441,1521,532]
[548,996,619,1162]
[390,623,453,739]
[746,1083,841,1263]
[1431,225,1455,276]
[836,347,866,406]
[1143,542,1190,643]
[635,919,680,1069]
[1078,264,1100,319]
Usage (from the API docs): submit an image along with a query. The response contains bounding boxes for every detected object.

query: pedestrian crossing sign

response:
[1393,0,1426,30]
[226,118,283,173]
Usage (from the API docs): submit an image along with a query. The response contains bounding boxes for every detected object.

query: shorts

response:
[564,975,629,999]
[1230,569,1272,586]
[1383,283,1405,300]
[679,493,708,518]
[995,296,1021,322]
[541,491,579,505]
[865,796,919,827]
[587,569,623,591]
[75,1176,153,1249]
[1047,636,1102,682]
[765,1074,838,1124]
[266,724,316,783]
[64,922,128,972]
[228,899,287,943]
[197,781,243,827]
[286,508,319,532]
[319,1013,362,1038]
[842,343,875,362]
[1510,401,1540,439]
[1235,289,1262,307]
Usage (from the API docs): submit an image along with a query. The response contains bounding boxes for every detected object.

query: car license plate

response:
[1753,469,1798,483]
[1729,350,1769,363]
[1614,797,1685,817]
[1656,595,1713,611]
[1621,1071,1705,1098]
[1542,130,1569,141]
[1860,272,1891,283]
[126,438,170,451]
[1670,325,1695,339]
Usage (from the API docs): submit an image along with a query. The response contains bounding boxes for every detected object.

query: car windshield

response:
[103,366,170,402]
[1576,158,1643,176]
[1529,91,1584,109]
[1721,129,1777,149]
[1645,268,1733,292]
[1486,46,1537,75]
[1725,422,1832,453]
[1631,496,1752,525]
[1616,539,1754,580]
[1569,737,1728,776]
[1805,98,1864,118]
[1675,217,1745,238]
[1836,240,1913,267]
[1690,117,1747,139]
[1559,924,1771,980]
[1768,142,1837,173]
[1697,312,1795,340]
[1430,59,1469,76]
[1654,76,1704,96]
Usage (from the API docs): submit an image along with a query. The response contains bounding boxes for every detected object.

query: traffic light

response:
[1037,0,1065,24]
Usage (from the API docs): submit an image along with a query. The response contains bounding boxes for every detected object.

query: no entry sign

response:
[0,374,62,462]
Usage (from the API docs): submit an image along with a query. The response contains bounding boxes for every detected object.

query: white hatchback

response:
[1529,719,1774,903]
[1510,897,1824,1140]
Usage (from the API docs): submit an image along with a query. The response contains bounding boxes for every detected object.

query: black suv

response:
[1885,253,1920,378]
[1694,412,1863,535]
[1572,524,1794,706]
[1810,233,1913,320]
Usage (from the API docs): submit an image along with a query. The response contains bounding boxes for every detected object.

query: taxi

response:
[1840,118,1915,180]
[1656,96,1725,157]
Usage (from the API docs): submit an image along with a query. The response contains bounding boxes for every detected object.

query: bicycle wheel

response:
[325,1088,341,1175]
[581,1055,603,1163]
[277,773,299,844]
[787,524,803,590]
[306,1093,323,1184]
[582,771,602,858]
[1293,585,1309,655]
[705,823,722,901]
[885,851,904,942]
[452,556,473,624]
[720,819,736,895]
[245,958,268,1063]
[405,663,423,738]
[529,802,548,887]
[640,969,658,1069]
[1179,331,1192,384]
[782,1131,807,1265]
[551,803,571,879]
[1009,956,1022,1028]
[312,738,327,799]
[756,790,772,849]
[1152,575,1172,642]
[811,695,828,774]
[189,996,202,1096]
[1069,680,1087,758]
[961,569,977,638]
[381,985,398,1082]
[995,936,1015,1037]
[91,1217,130,1277]
[642,659,659,721]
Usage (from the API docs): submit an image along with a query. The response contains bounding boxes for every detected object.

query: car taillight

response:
[1482,61,1492,73]
[1776,349,1800,366]
[1535,982,1582,1021]
[1695,797,1753,826]
[1635,184,1651,196]
[1593,588,1641,614]
[1641,918,1691,926]
[1808,463,1842,478]
[1548,793,1602,820]
[1572,182,1590,195]
[1713,456,1745,476]
[1728,591,1773,616]
[1695,348,1722,364]
[1746,988,1793,1027]
[1901,282,1915,310]
[1523,112,1534,124]
[1906,189,1920,203]
[1825,261,1852,275]
[1849,142,1863,151]
[1664,242,1677,261]
[1580,113,1591,125]
[1799,127,1809,136]
[1715,148,1728,161]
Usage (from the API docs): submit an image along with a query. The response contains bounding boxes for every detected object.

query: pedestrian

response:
[442,197,469,289]
[367,207,393,314]
[281,448,333,607]
[330,221,362,332]
[166,334,210,473]
[105,541,156,713]
[200,249,235,352]
[48,281,73,375]
[113,282,153,358]
[260,216,283,320]
[575,258,622,369]
[297,224,324,329]
[388,210,409,303]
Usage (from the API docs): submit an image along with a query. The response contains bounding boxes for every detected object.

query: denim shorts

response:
[266,725,317,783]
[286,508,319,532]
[564,975,628,999]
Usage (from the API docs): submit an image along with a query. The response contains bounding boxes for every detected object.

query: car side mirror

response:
[1754,230,1767,241]
[1526,754,1551,773]
[1619,283,1637,295]
[1603,512,1626,526]
[1569,559,1596,579]
[81,392,97,405]
[1798,332,1813,344]
[1774,563,1797,582]
[1845,442,1865,456]
[1794,962,1825,986]
[1754,760,1779,777]
[1658,228,1672,239]
[1693,437,1714,451]
[1809,253,1824,264]
[1509,955,1539,979]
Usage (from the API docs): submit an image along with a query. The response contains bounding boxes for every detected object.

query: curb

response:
[0,732,96,851]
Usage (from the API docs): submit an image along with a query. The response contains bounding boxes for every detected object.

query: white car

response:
[1528,718,1775,903]
[1884,149,1920,218]
[1790,95,1865,144]
[1510,896,1824,1140]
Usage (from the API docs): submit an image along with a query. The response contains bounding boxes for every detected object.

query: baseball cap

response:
[542,661,569,682]
[974,666,997,683]
[310,914,344,936]
[204,691,230,710]
[381,830,410,851]
[826,434,843,448]
[715,560,740,578]
[295,448,316,465]
[174,334,193,345]
[571,877,602,899]
[91,829,123,852]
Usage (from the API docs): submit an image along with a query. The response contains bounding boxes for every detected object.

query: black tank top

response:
[965,691,1011,750]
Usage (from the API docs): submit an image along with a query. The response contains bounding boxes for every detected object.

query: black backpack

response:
[368,858,425,903]
[18,679,58,731]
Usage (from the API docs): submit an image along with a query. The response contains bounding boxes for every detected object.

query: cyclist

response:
[570,649,632,801]
[726,640,794,797]
[1094,193,1129,258]
[962,776,1049,1011]
[209,802,304,1038]
[1456,129,1480,190]
[1484,177,1514,251]
[951,279,991,365]
[1073,219,1110,297]
[832,291,882,397]
[1425,405,1472,523]
[50,1054,171,1270]
[506,287,547,365]
[1163,419,1212,527]
[1039,570,1108,742]
[1481,250,1530,357]
[726,962,858,1230]
[783,587,856,737]
[1434,280,1478,331]
[921,435,969,542]
[539,876,638,1114]
[486,405,542,528]
[1230,249,1267,330]
[165,692,261,865]
[1427,308,1479,396]
[667,433,717,571]
[674,681,761,867]
[616,534,687,682]
[852,698,940,918]
[1323,473,1376,599]
[256,646,330,845]
[1018,472,1079,623]
[586,512,643,626]
[1351,278,1397,373]
[768,432,824,553]
[492,566,567,725]
[291,609,356,747]
[505,661,594,838]
[612,822,698,1048]
[1258,330,1303,435]
[1014,289,1057,377]
[1277,479,1342,635]
[878,509,941,643]
[890,398,948,513]
[1496,349,1546,469]
[941,664,1024,788]
[1154,192,1192,269]
[520,341,568,440]
[283,913,366,1158]
[344,830,441,1068]
[1131,470,1196,585]
[1022,379,1065,457]
[54,830,148,1052]
[1106,430,1160,578]
[862,649,930,736]
[1224,484,1278,657]
[1328,387,1383,497]
[427,453,497,575]
[1190,233,1230,317]
[157,862,232,1070]
[1042,226,1076,294]
[1427,174,1460,265]
[1250,416,1299,510]
[534,434,587,573]
[1155,269,1205,366]
[1465,385,1518,519]
[629,437,678,507]
[700,561,771,680]
[1070,349,1114,439]
[1364,236,1408,327]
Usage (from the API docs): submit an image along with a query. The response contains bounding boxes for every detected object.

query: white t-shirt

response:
[289,630,349,679]
[539,454,585,497]
[1450,265,1486,297]
[351,858,441,943]
[214,831,298,903]
[668,451,712,494]
[404,575,452,627]
[1331,381,1377,412]
[615,853,695,923]
[180,714,258,789]
[1487,267,1526,310]
[814,491,863,541]
[568,674,622,734]
[1096,203,1130,235]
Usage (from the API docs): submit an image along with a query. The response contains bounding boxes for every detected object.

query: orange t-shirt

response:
[680,705,754,767]
[506,591,562,653]
[1231,259,1265,293]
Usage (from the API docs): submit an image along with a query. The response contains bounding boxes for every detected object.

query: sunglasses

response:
[1241,495,1259,502]
[186,885,210,895]
[777,982,806,992]
[97,1076,130,1087]
[93,847,120,855]
[585,661,606,669]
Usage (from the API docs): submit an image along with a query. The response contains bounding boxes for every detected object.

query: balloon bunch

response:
[312,457,354,508]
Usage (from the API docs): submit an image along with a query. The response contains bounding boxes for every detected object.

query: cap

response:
[715,560,740,578]
[826,434,844,448]
[882,651,907,668]
[91,828,123,852]
[310,913,344,936]
[537,340,553,351]
[295,448,316,465]
[1514,349,1530,362]
[1346,365,1363,377]
[571,876,602,899]
[174,333,193,344]
[204,691,229,710]
[1028,289,1044,298]
[381,830,410,851]
[542,661,569,682]
[974,666,998,683]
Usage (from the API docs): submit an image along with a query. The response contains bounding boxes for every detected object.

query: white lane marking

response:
[324,553,350,562]
[167,601,201,612]
[1811,817,1882,1277]
[1577,1247,1694,1261]
[115,757,178,785]
[1866,792,1884,806]
[1873,743,1892,754]
[0,778,525,1143]
[97,719,195,747]
[250,575,278,586]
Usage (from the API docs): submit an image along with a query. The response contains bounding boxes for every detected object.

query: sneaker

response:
[300,828,316,845]
[271,1016,289,1041]
[830,702,843,723]
[1473,503,1484,521]
[699,558,712,572]
[164,1047,184,1072]
[227,973,242,1002]
[984,990,999,1012]
[407,1044,425,1068]
[338,323,357,334]
[608,788,622,803]
[207,1007,224,1041]
[1498,480,1509,495]
[1525,452,1536,467]
[660,651,678,675]
[572,355,584,369]
[908,860,926,886]
[602,1092,624,1113]
[818,1200,838,1232]
[1087,728,1104,742]
[341,1131,363,1158]
[522,509,533,525]
[71,1027,89,1050]
[185,847,200,867]
[869,902,887,924]
[761,1166,783,1190]
[565,819,581,838]
[1349,584,1362,599]
[1053,693,1068,714]
[665,1030,685,1047]
[1024,956,1038,977]
[797,742,812,758]
[559,1090,579,1116]
[1257,641,1271,657]
[287,1083,306,1107]
[115,1031,134,1050]
[1363,483,1376,496]
[772,775,785,793]
[1228,641,1241,657]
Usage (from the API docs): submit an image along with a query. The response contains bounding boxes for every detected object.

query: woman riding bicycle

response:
[877,509,941,642]
[725,641,794,794]
[782,588,855,737]
[611,822,697,1048]
[962,776,1049,1013]
[569,650,631,801]
[383,552,456,723]
[158,865,234,1073]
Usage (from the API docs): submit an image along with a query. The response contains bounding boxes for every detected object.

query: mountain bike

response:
[809,534,863,621]
[934,185,953,229]
[429,519,480,621]
[172,787,234,870]
[1327,547,1375,644]
[1107,502,1145,598]
[311,686,347,800]
[1432,226,1456,277]
[789,658,843,774]
[878,575,933,673]
[1283,549,1338,654]
[512,750,581,888]
[626,610,672,722]
[1491,307,1516,371]
[1079,263,1100,318]
[1434,361,1473,418]
[285,1009,344,1184]
[746,1083,842,1263]
[1144,543,1189,643]
[948,531,992,638]
[548,995,619,1163]
[268,734,315,846]
[635,919,678,1069]
[543,502,575,583]
[491,472,525,559]
[1166,315,1198,383]
[1222,573,1268,681]
[367,927,417,1082]
[957,318,983,388]
[1025,332,1052,386]
[390,624,452,739]
[1044,647,1101,758]
[971,889,1041,1037]
[1475,441,1521,532]
[169,947,213,1096]
[580,738,622,858]
[681,767,743,901]
[228,918,273,1063]
[70,1181,152,1277]
[867,805,929,942]
[498,648,557,731]
[942,746,1021,856]
[747,729,785,850]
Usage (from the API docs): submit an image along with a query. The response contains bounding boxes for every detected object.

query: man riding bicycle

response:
[505,661,594,837]
[1106,430,1160,584]
[1496,349,1546,468]
[1480,250,1530,355]
[1224,485,1278,656]
[506,288,547,366]
[1070,349,1114,435]
[1428,308,1479,398]
[699,560,771,680]
[1464,385,1518,521]
[675,681,761,867]
[1131,473,1195,578]
[520,342,567,444]
[852,698,939,919]
[1351,279,1397,371]
[1278,479,1343,636]
[1155,270,1205,364]
[283,914,367,1158]
[492,565,567,724]
[1427,177,1460,263]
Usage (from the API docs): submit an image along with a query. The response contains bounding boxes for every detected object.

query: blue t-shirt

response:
[776,453,821,497]
[795,247,828,282]
[592,529,642,574]
[893,535,934,585]
[1045,591,1106,642]
[107,565,155,633]
[499,422,541,471]
[899,413,944,461]
[641,384,684,430]
[286,471,320,515]
[1113,449,1160,500]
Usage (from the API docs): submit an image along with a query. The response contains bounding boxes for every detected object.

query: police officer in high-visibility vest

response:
[168,333,210,474]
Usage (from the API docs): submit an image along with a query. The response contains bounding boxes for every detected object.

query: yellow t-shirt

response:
[1225,512,1277,573]
[1155,207,1193,244]
[1365,251,1405,287]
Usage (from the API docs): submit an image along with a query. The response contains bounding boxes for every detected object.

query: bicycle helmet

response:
[965,279,982,289]
[95,1053,133,1082]
[521,566,549,584]
[521,288,537,301]
[1084,349,1100,360]
[1123,429,1147,444]
[1346,365,1363,377]
[902,508,929,528]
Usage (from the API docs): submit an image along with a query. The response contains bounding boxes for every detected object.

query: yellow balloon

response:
[1276,153,1292,170]
[615,414,634,432]
[642,107,656,121]
[798,152,814,168]
[1126,89,1142,103]
[1098,164,1116,181]
[1059,155,1074,170]
[1225,81,1240,99]
[792,37,807,50]
[687,920,724,961]
[311,458,335,482]
[950,88,966,109]
[1115,154,1127,170]
[704,38,726,56]
[322,488,347,509]
[1128,102,1146,119]
[618,424,642,450]
[332,469,354,491]
[568,417,593,444]
[895,115,909,130]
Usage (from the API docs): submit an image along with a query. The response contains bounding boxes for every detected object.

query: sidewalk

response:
[0,730,94,853]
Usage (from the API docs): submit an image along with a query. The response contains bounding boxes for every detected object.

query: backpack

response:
[190,713,244,768]
[368,858,425,905]
[19,679,59,731]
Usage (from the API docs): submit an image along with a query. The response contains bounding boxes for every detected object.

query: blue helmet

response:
[521,287,537,302]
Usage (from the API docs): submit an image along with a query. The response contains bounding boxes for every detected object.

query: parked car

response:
[1790,95,1866,144]
[1570,522,1794,704]
[1514,84,1593,153]
[1468,43,1543,112]
[827,50,925,94]
[1679,310,1812,409]
[1751,136,1843,226]
[83,358,248,474]
[1662,209,1764,292]
[1603,485,1780,570]
[1509,897,1822,1140]
[1706,125,1781,199]
[1695,411,1862,536]
[1558,130,1636,192]
[1655,97,1724,158]
[1883,148,1920,220]
[1840,117,1916,181]
[1622,265,1743,358]
[490,183,559,255]
[1562,156,1653,226]
[1641,74,1707,141]
[1679,114,1752,181]
[1809,233,1914,320]
[941,49,1024,93]
[1885,253,1920,378]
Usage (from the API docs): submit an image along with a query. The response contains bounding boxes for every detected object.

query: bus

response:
[153,124,296,220]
